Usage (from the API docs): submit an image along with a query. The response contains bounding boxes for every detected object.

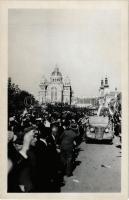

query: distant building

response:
[73,97,98,107]
[98,77,120,107]
[99,76,110,96]
[38,66,72,104]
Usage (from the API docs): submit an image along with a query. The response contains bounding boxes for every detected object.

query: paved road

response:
[61,137,121,192]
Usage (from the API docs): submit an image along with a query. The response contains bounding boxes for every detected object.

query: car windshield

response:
[89,116,108,126]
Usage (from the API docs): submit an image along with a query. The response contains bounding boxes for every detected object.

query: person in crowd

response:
[113,111,121,137]
[50,124,59,143]
[18,128,38,192]
[46,125,61,192]
[8,125,21,192]
[34,124,50,192]
[8,125,38,192]
[108,102,121,145]
[60,120,78,177]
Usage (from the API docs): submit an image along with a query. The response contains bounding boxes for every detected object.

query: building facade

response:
[38,67,72,104]
[98,76,120,107]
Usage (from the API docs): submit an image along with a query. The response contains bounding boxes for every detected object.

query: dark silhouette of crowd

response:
[8,97,121,192]
[8,108,88,192]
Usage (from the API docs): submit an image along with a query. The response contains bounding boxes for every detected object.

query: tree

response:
[8,77,37,116]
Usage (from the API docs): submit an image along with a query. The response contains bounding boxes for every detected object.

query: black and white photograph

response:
[0,0,128,199]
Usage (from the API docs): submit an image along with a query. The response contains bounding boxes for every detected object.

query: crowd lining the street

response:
[8,103,121,193]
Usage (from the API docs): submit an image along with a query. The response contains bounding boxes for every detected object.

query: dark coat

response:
[60,128,77,152]
[8,142,30,192]
[34,139,50,192]
[46,134,59,174]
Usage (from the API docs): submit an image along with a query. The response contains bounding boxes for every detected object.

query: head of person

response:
[38,124,49,139]
[65,120,70,129]
[51,125,58,137]
[30,131,38,147]
[15,125,38,149]
[24,126,38,147]
[70,120,78,132]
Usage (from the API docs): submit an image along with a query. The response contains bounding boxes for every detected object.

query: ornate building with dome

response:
[38,67,72,104]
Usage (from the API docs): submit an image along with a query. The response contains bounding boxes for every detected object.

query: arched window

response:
[51,86,57,102]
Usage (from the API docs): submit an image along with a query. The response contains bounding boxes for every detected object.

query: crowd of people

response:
[8,99,121,193]
[8,108,87,192]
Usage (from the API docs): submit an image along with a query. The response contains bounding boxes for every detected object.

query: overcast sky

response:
[8,9,121,99]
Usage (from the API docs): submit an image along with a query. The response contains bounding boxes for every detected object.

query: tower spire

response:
[99,79,104,97]
[104,76,109,95]
[104,76,109,88]
[101,79,104,88]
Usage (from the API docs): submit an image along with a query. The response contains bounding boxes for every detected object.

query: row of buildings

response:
[38,66,120,108]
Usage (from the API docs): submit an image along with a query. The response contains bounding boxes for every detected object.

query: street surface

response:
[61,137,121,192]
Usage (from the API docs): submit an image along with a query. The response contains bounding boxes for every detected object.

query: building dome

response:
[50,66,63,83]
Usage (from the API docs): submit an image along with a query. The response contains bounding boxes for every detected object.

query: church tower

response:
[104,76,109,95]
[63,76,72,104]
[99,79,104,97]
